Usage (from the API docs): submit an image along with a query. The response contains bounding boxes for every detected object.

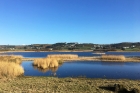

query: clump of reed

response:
[0,55,23,64]
[33,58,59,69]
[47,54,78,59]
[33,54,78,69]
[0,61,24,78]
[101,55,126,61]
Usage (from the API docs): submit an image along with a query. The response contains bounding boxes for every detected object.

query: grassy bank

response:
[0,77,139,93]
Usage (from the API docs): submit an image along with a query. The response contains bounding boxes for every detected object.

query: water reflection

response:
[101,62,125,66]
[22,61,140,79]
[33,65,59,76]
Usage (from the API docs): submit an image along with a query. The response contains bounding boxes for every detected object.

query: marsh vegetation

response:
[0,55,24,78]
[47,54,78,59]
[101,55,126,61]
[33,54,78,69]
[0,53,140,92]
[0,55,23,64]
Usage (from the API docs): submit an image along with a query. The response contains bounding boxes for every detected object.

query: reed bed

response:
[0,61,24,78]
[0,55,23,64]
[101,55,126,61]
[33,54,78,69]
[33,58,59,69]
[47,54,78,59]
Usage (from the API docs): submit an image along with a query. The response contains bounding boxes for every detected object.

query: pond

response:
[2,52,140,79]
[22,61,140,79]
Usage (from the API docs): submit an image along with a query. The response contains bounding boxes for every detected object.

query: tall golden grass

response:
[0,55,23,64]
[33,58,59,69]
[101,55,126,61]
[33,54,78,69]
[0,55,24,78]
[47,54,78,59]
[0,61,24,78]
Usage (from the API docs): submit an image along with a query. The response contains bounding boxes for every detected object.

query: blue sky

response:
[0,0,140,45]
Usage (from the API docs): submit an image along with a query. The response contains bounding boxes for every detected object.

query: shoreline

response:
[0,50,93,53]
[1,50,140,53]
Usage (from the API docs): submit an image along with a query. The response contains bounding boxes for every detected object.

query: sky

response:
[0,0,140,45]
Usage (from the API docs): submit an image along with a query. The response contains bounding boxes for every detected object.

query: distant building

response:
[131,45,136,48]
[47,48,53,51]
[123,47,129,49]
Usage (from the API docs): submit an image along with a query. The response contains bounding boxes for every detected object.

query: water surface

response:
[4,51,140,57]
[22,61,140,79]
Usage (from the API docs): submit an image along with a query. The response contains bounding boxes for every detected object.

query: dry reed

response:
[0,55,23,64]
[47,54,78,59]
[0,61,24,78]
[49,59,58,68]
[33,58,59,69]
[33,54,78,69]
[101,55,126,61]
